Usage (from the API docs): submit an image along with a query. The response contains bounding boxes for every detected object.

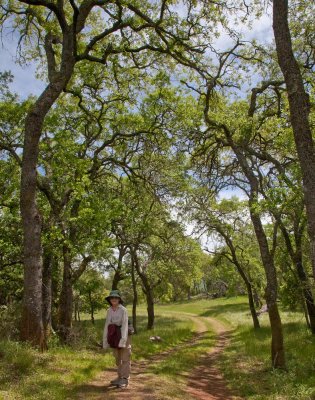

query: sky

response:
[0,4,274,99]
[0,29,46,98]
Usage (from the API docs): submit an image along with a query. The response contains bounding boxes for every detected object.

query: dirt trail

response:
[75,313,241,400]
[186,316,241,400]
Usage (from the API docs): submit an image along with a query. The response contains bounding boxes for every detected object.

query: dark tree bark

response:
[58,244,73,342]
[42,249,53,340]
[249,209,285,368]
[74,296,79,322]
[132,249,155,330]
[112,245,127,290]
[131,254,138,334]
[20,29,76,347]
[88,290,95,324]
[58,246,92,341]
[277,216,315,333]
[218,230,260,329]
[225,134,286,368]
[51,264,59,331]
[112,271,123,291]
[273,0,315,279]
[295,255,315,333]
[73,296,81,323]
[246,282,261,330]
[145,292,155,330]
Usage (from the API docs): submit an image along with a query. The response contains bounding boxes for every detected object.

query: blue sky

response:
[0,28,46,98]
[0,5,274,100]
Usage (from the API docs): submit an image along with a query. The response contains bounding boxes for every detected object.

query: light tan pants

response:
[112,336,131,380]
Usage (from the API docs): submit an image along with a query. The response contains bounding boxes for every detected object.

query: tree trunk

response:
[131,256,138,334]
[112,271,122,291]
[220,231,260,329]
[230,263,260,329]
[146,294,155,330]
[246,282,260,329]
[294,256,315,333]
[88,291,95,324]
[20,97,48,348]
[250,209,285,368]
[58,244,73,342]
[234,265,260,329]
[302,297,311,329]
[74,298,78,322]
[132,249,155,329]
[278,217,315,333]
[225,139,286,368]
[20,84,60,348]
[112,245,126,290]
[20,30,76,347]
[273,0,315,279]
[42,249,53,341]
[268,301,286,367]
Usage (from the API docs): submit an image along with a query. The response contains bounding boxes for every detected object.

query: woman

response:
[103,289,131,388]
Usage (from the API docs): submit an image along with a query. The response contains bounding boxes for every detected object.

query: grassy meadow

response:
[158,297,315,400]
[0,310,199,400]
[0,297,315,399]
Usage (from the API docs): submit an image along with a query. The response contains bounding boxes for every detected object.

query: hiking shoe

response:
[116,378,129,388]
[110,377,121,385]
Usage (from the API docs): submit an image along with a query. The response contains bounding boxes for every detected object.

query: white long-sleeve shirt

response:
[103,304,129,349]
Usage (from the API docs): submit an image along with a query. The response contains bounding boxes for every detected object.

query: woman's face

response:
[110,297,120,306]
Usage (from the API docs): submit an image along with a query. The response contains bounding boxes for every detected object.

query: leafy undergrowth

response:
[0,311,194,400]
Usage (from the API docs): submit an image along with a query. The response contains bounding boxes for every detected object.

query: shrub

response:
[0,302,21,340]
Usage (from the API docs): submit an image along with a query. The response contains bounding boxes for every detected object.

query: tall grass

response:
[0,309,196,400]
[219,311,315,399]
[156,297,315,400]
[1,297,314,399]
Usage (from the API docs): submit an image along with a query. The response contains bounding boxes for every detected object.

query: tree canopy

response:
[0,0,314,370]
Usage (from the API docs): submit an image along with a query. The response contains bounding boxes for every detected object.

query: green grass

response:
[156,296,315,400]
[1,297,315,399]
[131,314,196,359]
[0,309,197,400]
[148,318,215,381]
[0,340,113,400]
[219,310,315,399]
